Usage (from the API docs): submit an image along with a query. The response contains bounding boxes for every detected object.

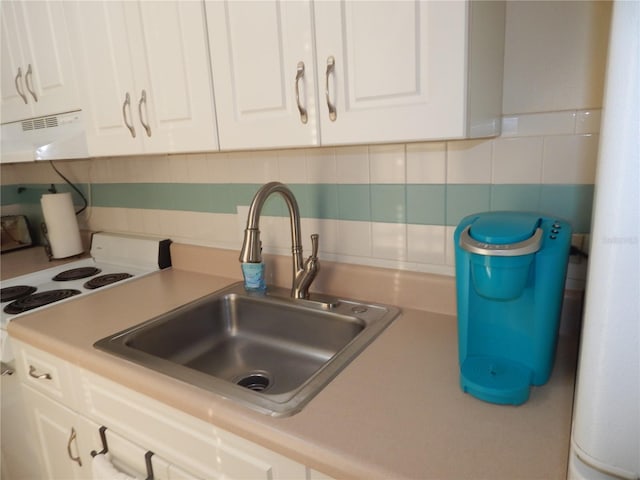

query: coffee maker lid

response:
[469,212,541,244]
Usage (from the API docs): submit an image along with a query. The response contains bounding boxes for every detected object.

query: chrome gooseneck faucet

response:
[239,182,319,299]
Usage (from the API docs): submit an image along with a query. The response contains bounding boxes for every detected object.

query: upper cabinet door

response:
[0,1,79,124]
[128,1,218,154]
[313,0,469,145]
[65,0,218,156]
[64,1,142,155]
[206,0,318,150]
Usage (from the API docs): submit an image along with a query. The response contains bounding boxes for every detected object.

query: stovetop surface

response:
[0,257,158,329]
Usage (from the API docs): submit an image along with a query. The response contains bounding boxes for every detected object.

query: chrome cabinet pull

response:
[67,427,82,467]
[138,89,152,137]
[122,92,136,138]
[25,64,38,102]
[28,365,52,380]
[295,61,308,124]
[325,56,337,121]
[14,67,28,104]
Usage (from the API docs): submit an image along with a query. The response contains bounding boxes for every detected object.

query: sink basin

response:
[94,282,400,416]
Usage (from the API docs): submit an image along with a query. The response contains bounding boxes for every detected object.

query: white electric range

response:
[0,232,170,479]
[0,232,171,362]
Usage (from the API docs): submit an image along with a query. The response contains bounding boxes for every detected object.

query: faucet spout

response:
[239,182,319,299]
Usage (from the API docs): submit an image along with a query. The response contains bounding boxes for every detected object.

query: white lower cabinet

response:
[13,340,333,480]
[21,385,90,480]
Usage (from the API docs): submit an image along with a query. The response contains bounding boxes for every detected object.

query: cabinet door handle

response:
[67,427,82,467]
[28,365,52,380]
[325,56,337,121]
[24,64,38,102]
[122,92,136,138]
[295,61,308,124]
[14,67,28,104]
[138,89,152,137]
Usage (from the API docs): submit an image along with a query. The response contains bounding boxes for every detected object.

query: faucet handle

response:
[310,233,319,259]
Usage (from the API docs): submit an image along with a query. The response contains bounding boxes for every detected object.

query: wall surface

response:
[1,1,611,279]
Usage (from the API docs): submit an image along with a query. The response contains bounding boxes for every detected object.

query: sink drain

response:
[235,372,271,392]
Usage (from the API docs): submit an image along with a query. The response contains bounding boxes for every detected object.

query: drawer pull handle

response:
[28,365,52,380]
[67,427,82,467]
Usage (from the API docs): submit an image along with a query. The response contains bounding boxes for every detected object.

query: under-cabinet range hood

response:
[0,110,89,163]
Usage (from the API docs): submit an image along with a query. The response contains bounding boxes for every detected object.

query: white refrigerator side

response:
[568,1,640,479]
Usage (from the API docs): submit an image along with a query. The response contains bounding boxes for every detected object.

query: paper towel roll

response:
[41,192,83,259]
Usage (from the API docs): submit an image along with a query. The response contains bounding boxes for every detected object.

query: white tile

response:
[335,146,369,184]
[277,149,307,184]
[444,226,457,266]
[236,205,250,241]
[306,147,336,183]
[205,151,232,182]
[369,144,405,184]
[209,213,239,245]
[0,165,19,185]
[492,137,544,184]
[184,153,214,184]
[371,222,407,261]
[575,109,602,134]
[500,111,576,137]
[88,206,128,233]
[140,207,164,237]
[336,220,372,257]
[124,208,146,234]
[406,142,446,184]
[259,215,291,255]
[542,134,599,184]
[407,224,446,264]
[500,116,520,137]
[89,158,111,183]
[301,218,338,255]
[167,154,191,183]
[125,155,162,182]
[446,139,492,184]
[225,150,279,183]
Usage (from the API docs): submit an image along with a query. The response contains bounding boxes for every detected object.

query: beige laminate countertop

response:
[5,245,578,479]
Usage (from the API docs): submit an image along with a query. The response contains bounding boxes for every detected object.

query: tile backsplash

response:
[1,109,597,283]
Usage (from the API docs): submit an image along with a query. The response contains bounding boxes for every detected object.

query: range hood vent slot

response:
[22,115,60,132]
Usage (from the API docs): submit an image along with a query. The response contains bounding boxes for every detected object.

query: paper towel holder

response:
[90,426,155,480]
[40,221,83,261]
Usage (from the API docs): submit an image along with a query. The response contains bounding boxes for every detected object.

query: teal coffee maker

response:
[454,212,571,405]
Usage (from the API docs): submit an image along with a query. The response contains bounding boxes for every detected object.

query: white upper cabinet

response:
[206,1,319,150]
[207,0,504,150]
[314,0,504,144]
[64,1,218,156]
[0,1,80,124]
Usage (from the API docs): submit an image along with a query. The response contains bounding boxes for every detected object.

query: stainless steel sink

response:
[94,282,400,416]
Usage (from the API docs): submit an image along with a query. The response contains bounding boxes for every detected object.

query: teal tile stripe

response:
[1,182,594,232]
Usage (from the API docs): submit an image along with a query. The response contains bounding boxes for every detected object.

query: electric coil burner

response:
[1,233,172,356]
[84,273,133,290]
[0,285,37,303]
[4,289,81,315]
[52,267,101,281]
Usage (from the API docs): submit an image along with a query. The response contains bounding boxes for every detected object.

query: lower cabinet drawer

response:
[78,369,309,480]
[14,339,78,407]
